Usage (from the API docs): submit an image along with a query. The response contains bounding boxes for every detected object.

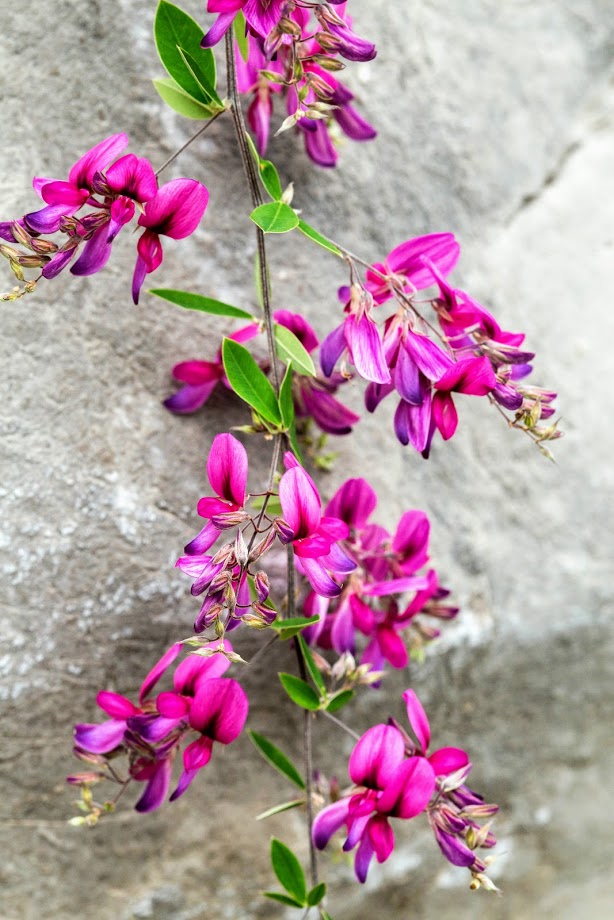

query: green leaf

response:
[154,1,217,103]
[263,892,304,908]
[326,689,354,713]
[320,911,335,920]
[256,799,304,821]
[153,77,218,120]
[307,883,327,907]
[274,324,316,376]
[297,636,326,695]
[149,288,254,319]
[248,731,305,790]
[298,219,343,258]
[245,133,283,200]
[251,202,299,234]
[279,363,295,432]
[270,838,307,905]
[176,46,223,108]
[279,673,321,710]
[273,616,320,640]
[233,11,250,62]
[222,338,281,426]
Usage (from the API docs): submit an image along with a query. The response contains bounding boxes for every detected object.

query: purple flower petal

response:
[313,798,351,850]
[71,225,112,276]
[325,478,377,530]
[188,678,248,743]
[345,314,391,384]
[134,757,173,813]
[138,178,209,239]
[68,133,129,188]
[74,719,127,754]
[320,323,348,377]
[428,747,470,776]
[377,755,436,818]
[138,642,183,704]
[279,466,321,540]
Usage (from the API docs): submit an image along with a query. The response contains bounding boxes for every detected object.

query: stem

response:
[154,110,226,177]
[225,28,317,889]
[224,31,280,393]
[319,708,361,742]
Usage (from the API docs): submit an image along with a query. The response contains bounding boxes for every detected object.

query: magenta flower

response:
[25,133,129,235]
[277,454,355,598]
[321,285,391,385]
[184,433,249,556]
[313,723,436,882]
[313,689,473,882]
[169,676,248,800]
[365,233,460,305]
[132,178,209,303]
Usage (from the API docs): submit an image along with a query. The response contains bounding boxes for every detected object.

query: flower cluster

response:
[0,134,208,303]
[321,233,560,455]
[303,476,457,673]
[165,310,359,436]
[210,1,376,167]
[69,640,247,816]
[313,689,498,889]
[176,433,356,635]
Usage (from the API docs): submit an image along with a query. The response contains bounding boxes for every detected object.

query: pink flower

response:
[313,689,474,883]
[276,454,355,598]
[184,433,249,556]
[132,178,209,303]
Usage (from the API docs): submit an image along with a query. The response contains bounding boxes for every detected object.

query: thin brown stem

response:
[155,110,226,177]
[319,708,361,742]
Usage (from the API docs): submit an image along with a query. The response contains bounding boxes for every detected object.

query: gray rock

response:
[1,1,613,918]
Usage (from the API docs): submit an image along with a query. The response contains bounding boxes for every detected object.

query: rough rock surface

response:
[1,1,613,918]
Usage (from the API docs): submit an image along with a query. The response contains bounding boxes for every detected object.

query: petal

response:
[345,314,391,384]
[134,757,173,813]
[376,626,408,669]
[156,691,190,719]
[68,133,129,188]
[432,391,458,440]
[428,747,470,776]
[139,642,183,704]
[243,0,285,37]
[164,381,218,414]
[25,203,76,235]
[273,310,319,353]
[70,225,112,276]
[184,522,221,554]
[138,178,209,239]
[303,120,338,168]
[313,798,351,850]
[207,433,248,506]
[105,154,158,202]
[434,828,477,868]
[173,647,230,694]
[333,102,377,141]
[201,11,236,48]
[74,719,126,754]
[435,356,496,396]
[403,330,453,381]
[348,724,405,788]
[330,599,355,654]
[361,574,431,597]
[367,814,395,863]
[387,233,460,289]
[394,390,432,452]
[377,756,436,818]
[302,386,360,435]
[402,689,431,753]
[394,343,422,404]
[392,510,430,571]
[349,594,376,635]
[279,466,321,539]
[354,835,375,883]
[131,253,148,305]
[322,542,356,574]
[320,323,347,377]
[365,379,395,412]
[96,691,138,719]
[299,556,342,598]
[325,478,377,529]
[40,181,89,208]
[188,678,248,743]
[172,360,221,384]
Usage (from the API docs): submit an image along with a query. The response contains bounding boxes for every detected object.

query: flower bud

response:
[278,17,302,37]
[251,602,276,625]
[30,238,59,254]
[254,571,270,602]
[249,528,278,562]
[310,54,346,72]
[234,529,249,567]
[274,518,295,544]
[211,510,251,529]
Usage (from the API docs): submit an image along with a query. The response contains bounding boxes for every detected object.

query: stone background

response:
[1,1,613,918]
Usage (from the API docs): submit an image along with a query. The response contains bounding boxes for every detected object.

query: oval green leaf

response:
[297,635,326,695]
[245,132,283,200]
[270,838,307,905]
[251,201,299,234]
[155,1,217,101]
[279,673,321,710]
[222,338,281,425]
[273,616,320,640]
[153,77,217,120]
[149,288,254,319]
[307,882,327,907]
[248,731,305,790]
[274,323,316,376]
[326,689,354,714]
